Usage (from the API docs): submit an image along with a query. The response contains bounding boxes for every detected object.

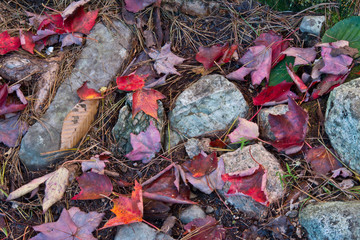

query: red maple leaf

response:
[253,81,298,106]
[184,216,226,240]
[132,88,165,120]
[20,30,35,54]
[102,181,143,229]
[77,82,103,100]
[182,152,218,178]
[0,84,27,116]
[72,172,113,200]
[38,14,65,34]
[305,146,342,175]
[269,97,308,154]
[64,6,98,34]
[0,31,21,55]
[196,44,237,70]
[222,164,268,206]
[116,73,146,91]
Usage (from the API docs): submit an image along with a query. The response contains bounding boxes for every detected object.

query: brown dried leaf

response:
[60,99,99,150]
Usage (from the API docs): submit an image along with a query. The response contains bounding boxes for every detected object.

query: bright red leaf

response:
[222,164,268,206]
[102,181,143,229]
[38,14,65,34]
[253,81,297,106]
[226,45,271,85]
[286,63,307,93]
[182,152,218,178]
[305,146,342,175]
[125,121,161,163]
[184,216,226,240]
[0,31,20,55]
[20,30,35,54]
[72,172,113,200]
[0,114,28,148]
[31,207,104,240]
[125,0,157,13]
[253,30,289,66]
[77,82,102,100]
[142,163,196,204]
[196,44,237,70]
[281,47,316,66]
[228,118,259,142]
[0,84,27,116]
[116,73,146,91]
[268,97,308,154]
[64,7,98,35]
[132,88,165,120]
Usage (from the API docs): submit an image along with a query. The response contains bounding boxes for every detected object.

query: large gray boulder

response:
[112,93,165,155]
[325,78,360,174]
[299,201,360,240]
[221,143,285,219]
[168,74,248,148]
[19,21,133,170]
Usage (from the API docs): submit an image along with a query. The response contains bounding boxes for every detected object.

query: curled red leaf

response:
[77,82,102,100]
[305,146,342,175]
[253,81,297,106]
[72,172,113,200]
[196,44,237,70]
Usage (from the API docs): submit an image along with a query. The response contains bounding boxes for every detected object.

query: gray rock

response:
[179,205,206,224]
[168,74,248,148]
[115,222,174,240]
[184,138,210,158]
[162,0,219,16]
[300,16,325,36]
[205,206,214,214]
[112,93,165,155]
[258,105,288,141]
[221,144,285,218]
[325,78,360,174]
[299,201,360,240]
[19,22,133,170]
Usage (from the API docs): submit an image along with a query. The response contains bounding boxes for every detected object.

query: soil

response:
[0,0,359,240]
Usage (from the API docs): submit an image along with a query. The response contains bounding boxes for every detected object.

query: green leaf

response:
[322,16,360,56]
[269,56,299,86]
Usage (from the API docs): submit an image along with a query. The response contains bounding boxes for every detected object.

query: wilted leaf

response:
[43,167,70,212]
[319,46,353,75]
[31,207,104,240]
[116,73,146,91]
[142,163,196,204]
[72,172,113,200]
[25,11,48,29]
[281,47,316,66]
[310,73,349,100]
[253,30,289,66]
[38,14,65,34]
[0,84,28,116]
[228,118,259,143]
[286,63,307,93]
[77,82,102,100]
[331,167,353,178]
[0,31,20,55]
[182,152,218,178]
[81,152,110,174]
[61,0,90,20]
[184,216,226,240]
[20,30,35,54]
[125,121,161,163]
[305,146,342,175]
[269,98,308,154]
[227,45,271,85]
[253,81,297,106]
[0,114,28,147]
[148,43,185,75]
[132,88,165,120]
[60,33,83,49]
[102,181,143,229]
[125,0,157,13]
[196,44,237,70]
[222,164,268,206]
[264,216,292,240]
[185,157,225,194]
[60,99,99,149]
[64,7,98,35]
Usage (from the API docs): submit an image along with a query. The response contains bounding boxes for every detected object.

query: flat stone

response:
[300,16,325,36]
[184,138,210,158]
[179,205,206,224]
[162,0,219,16]
[258,105,288,141]
[115,222,174,240]
[221,144,285,218]
[299,201,360,240]
[19,21,133,170]
[112,93,165,155]
[325,78,360,174]
[168,74,248,148]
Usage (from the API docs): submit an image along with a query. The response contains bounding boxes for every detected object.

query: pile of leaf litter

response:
[0,0,360,239]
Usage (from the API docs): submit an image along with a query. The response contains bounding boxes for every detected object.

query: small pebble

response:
[205,206,214,214]
[286,210,298,218]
